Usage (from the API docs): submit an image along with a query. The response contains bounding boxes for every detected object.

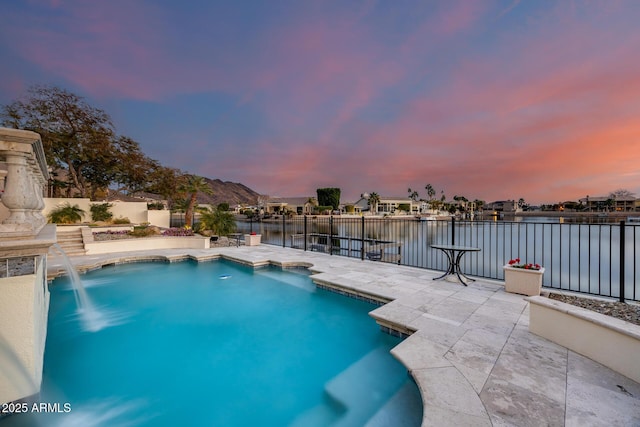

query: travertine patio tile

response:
[391,333,452,370]
[420,404,492,427]
[394,290,449,309]
[481,378,566,427]
[408,317,467,348]
[422,297,481,325]
[481,296,528,315]
[369,302,423,326]
[449,291,490,304]
[461,312,518,337]
[412,367,490,421]
[445,339,500,393]
[489,330,568,404]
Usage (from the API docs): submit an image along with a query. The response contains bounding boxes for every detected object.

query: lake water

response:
[236,217,640,301]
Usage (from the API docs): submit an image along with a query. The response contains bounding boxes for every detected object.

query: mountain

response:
[108,178,261,206]
[197,177,261,206]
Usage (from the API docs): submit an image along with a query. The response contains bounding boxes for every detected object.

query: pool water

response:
[3,260,422,426]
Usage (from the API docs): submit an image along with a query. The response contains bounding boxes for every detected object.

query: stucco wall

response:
[84,236,210,255]
[5,198,169,227]
[0,258,49,405]
[147,210,171,228]
[43,198,92,222]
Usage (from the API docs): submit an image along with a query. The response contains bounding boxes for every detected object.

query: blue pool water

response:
[3,260,422,426]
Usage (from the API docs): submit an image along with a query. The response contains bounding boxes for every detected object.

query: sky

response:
[1,0,639,205]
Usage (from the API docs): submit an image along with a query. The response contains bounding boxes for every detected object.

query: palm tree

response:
[425,184,436,201]
[408,188,419,201]
[368,192,380,215]
[178,175,213,228]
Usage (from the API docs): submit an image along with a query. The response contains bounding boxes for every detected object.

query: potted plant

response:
[503,258,545,296]
[244,231,261,246]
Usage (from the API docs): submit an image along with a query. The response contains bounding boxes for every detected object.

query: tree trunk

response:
[185,193,197,227]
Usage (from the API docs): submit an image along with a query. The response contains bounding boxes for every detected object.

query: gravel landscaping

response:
[548,293,640,326]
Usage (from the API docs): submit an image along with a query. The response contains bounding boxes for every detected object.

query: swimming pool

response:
[2,260,422,426]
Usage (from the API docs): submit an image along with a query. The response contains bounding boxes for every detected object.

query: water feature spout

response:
[49,244,105,332]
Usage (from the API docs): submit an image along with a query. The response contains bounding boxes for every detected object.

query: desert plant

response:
[112,216,131,224]
[129,226,157,237]
[90,203,113,222]
[198,207,237,236]
[48,203,84,224]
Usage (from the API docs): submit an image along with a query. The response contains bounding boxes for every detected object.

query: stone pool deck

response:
[48,245,640,426]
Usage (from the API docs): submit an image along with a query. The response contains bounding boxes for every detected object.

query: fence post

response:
[282,214,286,248]
[304,215,308,251]
[620,220,625,303]
[329,216,333,255]
[451,217,456,245]
[361,216,365,260]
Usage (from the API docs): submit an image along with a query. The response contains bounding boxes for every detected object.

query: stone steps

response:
[55,229,86,256]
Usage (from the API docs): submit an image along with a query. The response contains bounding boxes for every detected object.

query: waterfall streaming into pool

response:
[1,260,422,427]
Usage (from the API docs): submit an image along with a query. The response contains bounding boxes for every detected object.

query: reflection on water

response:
[236,217,639,299]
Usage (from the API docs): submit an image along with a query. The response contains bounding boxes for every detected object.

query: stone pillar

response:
[1,152,32,225]
[0,128,49,239]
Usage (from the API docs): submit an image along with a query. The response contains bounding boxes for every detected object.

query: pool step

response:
[324,347,407,427]
[364,381,423,427]
[253,269,315,292]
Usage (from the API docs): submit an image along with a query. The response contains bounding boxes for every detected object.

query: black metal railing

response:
[235,216,639,302]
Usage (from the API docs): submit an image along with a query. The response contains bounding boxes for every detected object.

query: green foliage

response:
[90,203,113,222]
[198,207,237,236]
[112,217,131,224]
[398,203,411,212]
[1,85,172,201]
[313,205,333,214]
[129,226,156,237]
[217,202,230,212]
[147,202,165,210]
[316,188,341,210]
[367,192,381,213]
[345,205,355,213]
[48,203,84,224]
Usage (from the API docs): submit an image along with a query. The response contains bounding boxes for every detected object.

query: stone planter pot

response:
[244,234,261,246]
[503,265,545,296]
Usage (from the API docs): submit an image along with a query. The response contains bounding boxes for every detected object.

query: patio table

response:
[430,244,480,285]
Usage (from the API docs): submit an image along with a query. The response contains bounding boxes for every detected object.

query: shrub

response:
[147,202,165,210]
[48,203,84,224]
[313,206,333,214]
[90,203,113,222]
[398,203,411,213]
[217,202,230,212]
[129,226,157,237]
[112,217,131,224]
[316,187,341,210]
[162,227,195,237]
[198,208,237,236]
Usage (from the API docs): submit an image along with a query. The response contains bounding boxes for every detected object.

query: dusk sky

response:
[1,1,639,204]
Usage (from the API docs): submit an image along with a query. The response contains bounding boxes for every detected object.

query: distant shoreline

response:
[513,211,637,219]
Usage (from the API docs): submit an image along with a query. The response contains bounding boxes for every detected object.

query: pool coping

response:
[47,246,640,426]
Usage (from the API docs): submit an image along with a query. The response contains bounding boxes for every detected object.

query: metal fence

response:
[234,216,639,302]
